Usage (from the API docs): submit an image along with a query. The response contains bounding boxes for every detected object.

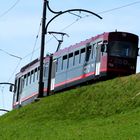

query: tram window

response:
[109,41,137,58]
[30,70,34,84]
[30,72,31,84]
[34,68,37,82]
[44,63,49,77]
[20,77,24,92]
[27,72,30,85]
[33,69,35,82]
[25,74,27,86]
[22,77,24,89]
[37,67,40,81]
[80,48,86,63]
[62,55,68,70]
[56,57,62,72]
[23,75,26,88]
[85,46,91,62]
[91,44,95,59]
[68,53,74,68]
[96,46,101,62]
[74,50,80,65]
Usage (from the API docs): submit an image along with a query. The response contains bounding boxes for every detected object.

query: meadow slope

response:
[1,74,140,139]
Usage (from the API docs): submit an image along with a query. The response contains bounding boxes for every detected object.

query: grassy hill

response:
[1,74,140,139]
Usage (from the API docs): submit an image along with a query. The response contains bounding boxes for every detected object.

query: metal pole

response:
[0,109,10,113]
[38,0,47,97]
[38,0,102,98]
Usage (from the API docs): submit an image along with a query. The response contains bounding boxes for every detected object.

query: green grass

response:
[1,74,140,139]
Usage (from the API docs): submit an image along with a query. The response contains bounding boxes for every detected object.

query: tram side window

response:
[85,46,91,62]
[30,71,34,84]
[96,44,101,62]
[27,72,30,86]
[91,44,96,60]
[44,63,49,77]
[80,48,86,63]
[33,70,35,82]
[26,74,28,86]
[20,77,24,92]
[68,53,74,68]
[62,55,68,70]
[56,57,62,72]
[74,50,80,65]
[37,67,40,81]
[32,68,37,83]
[23,75,26,88]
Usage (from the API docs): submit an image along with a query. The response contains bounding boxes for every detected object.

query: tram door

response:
[50,59,56,91]
[15,77,23,104]
[95,42,101,76]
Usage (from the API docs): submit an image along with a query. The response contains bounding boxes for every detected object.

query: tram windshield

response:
[108,41,137,58]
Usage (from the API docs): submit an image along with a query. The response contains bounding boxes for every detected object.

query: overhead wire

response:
[4,0,140,83]
[0,0,21,114]
[0,49,22,60]
[0,59,21,115]
[21,18,81,59]
[22,21,42,60]
[21,0,140,60]
[0,0,22,82]
[0,0,139,116]
[0,0,139,113]
[4,21,42,83]
[7,59,22,82]
[1,0,140,67]
[0,0,21,18]
[60,0,140,31]
[98,1,140,15]
[21,17,82,59]
[29,21,42,62]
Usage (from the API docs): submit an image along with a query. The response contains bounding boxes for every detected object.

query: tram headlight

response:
[108,63,114,67]
[130,66,135,70]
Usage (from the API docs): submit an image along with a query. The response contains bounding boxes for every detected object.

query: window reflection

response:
[109,41,137,58]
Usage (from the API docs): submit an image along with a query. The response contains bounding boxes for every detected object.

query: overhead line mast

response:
[38,0,47,97]
[38,0,102,97]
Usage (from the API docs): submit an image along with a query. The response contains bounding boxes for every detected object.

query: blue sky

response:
[0,0,140,115]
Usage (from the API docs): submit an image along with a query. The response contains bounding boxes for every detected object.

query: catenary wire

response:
[4,21,42,83]
[29,21,42,62]
[4,0,140,83]
[98,1,140,15]
[21,0,140,60]
[7,59,22,83]
[0,49,22,60]
[21,19,80,60]
[0,0,139,115]
[0,0,21,18]
[1,0,140,63]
